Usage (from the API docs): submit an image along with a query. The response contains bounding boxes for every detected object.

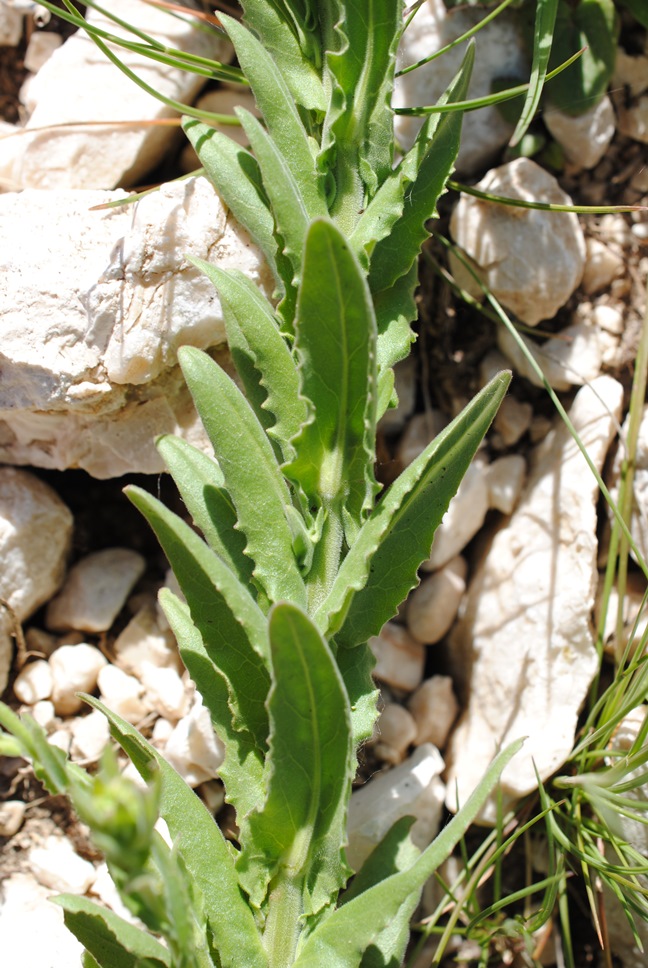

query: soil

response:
[0,5,647,967]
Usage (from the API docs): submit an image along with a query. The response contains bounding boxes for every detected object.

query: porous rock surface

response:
[0,0,230,190]
[0,174,271,477]
[450,157,586,325]
[0,467,72,693]
[445,376,623,820]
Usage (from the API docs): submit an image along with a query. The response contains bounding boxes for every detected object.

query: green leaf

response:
[336,644,378,749]
[374,262,418,376]
[182,121,295,318]
[179,346,307,607]
[284,219,379,535]
[156,436,254,589]
[237,603,354,917]
[0,702,76,796]
[292,740,525,968]
[82,697,268,968]
[316,372,511,646]
[221,13,327,221]
[368,42,474,294]
[159,589,265,821]
[126,486,271,747]
[322,0,403,230]
[510,0,558,147]
[239,0,327,114]
[189,261,307,460]
[543,0,618,116]
[620,0,648,28]
[52,895,171,968]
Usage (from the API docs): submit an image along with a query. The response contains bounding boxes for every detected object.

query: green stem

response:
[307,505,344,613]
[263,875,303,968]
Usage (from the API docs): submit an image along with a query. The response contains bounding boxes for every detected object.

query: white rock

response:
[89,863,138,924]
[69,708,110,762]
[450,158,586,325]
[485,455,526,515]
[497,316,602,391]
[23,30,62,72]
[164,695,225,787]
[139,663,189,721]
[31,699,56,731]
[30,835,96,894]
[97,663,149,724]
[544,96,615,170]
[0,873,84,968]
[407,556,467,644]
[151,715,175,748]
[49,643,108,716]
[13,659,52,704]
[595,572,648,659]
[0,0,229,190]
[369,622,426,692]
[445,376,623,819]
[582,238,623,295]
[423,459,489,571]
[0,176,269,477]
[374,704,418,764]
[408,676,459,748]
[113,604,181,679]
[48,727,71,753]
[611,405,648,567]
[396,410,447,468]
[46,548,146,633]
[492,396,533,447]
[613,49,648,97]
[0,799,26,837]
[393,0,528,174]
[0,4,22,45]
[618,95,648,144]
[180,85,259,173]
[346,744,445,871]
[0,467,72,692]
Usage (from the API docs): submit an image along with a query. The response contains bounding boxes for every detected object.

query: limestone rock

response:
[492,396,533,447]
[445,376,623,819]
[374,704,418,764]
[0,800,26,837]
[497,315,603,391]
[46,548,146,633]
[0,467,72,693]
[13,659,52,705]
[113,604,182,678]
[0,175,270,477]
[582,238,624,295]
[23,30,62,72]
[97,663,149,724]
[618,96,648,144]
[163,694,225,787]
[0,3,22,44]
[369,622,425,692]
[613,49,648,98]
[450,158,586,325]
[610,405,648,566]
[69,708,110,762]
[0,873,84,968]
[346,744,445,870]
[408,676,459,749]
[544,96,615,170]
[407,556,467,644]
[423,458,489,571]
[485,455,526,515]
[0,0,229,190]
[49,643,108,716]
[30,835,96,894]
[393,0,528,174]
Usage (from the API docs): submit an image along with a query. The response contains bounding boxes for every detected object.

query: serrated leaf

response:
[239,0,327,114]
[284,220,378,538]
[156,436,254,589]
[159,590,265,820]
[374,262,418,377]
[126,486,270,747]
[510,0,558,147]
[322,0,403,230]
[52,895,171,968]
[189,261,307,461]
[237,604,353,917]
[221,13,327,221]
[182,120,295,319]
[292,740,525,968]
[82,697,268,968]
[179,346,307,607]
[368,43,474,294]
[336,644,378,749]
[316,372,510,646]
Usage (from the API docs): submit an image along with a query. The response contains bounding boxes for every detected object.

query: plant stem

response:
[263,874,302,968]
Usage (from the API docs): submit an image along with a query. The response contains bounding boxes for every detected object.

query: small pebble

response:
[396,411,447,468]
[423,460,489,571]
[493,396,533,447]
[45,548,146,633]
[31,699,56,731]
[24,31,62,72]
[69,709,110,762]
[139,663,189,721]
[369,622,425,692]
[582,238,623,295]
[374,704,418,764]
[49,643,107,715]
[30,835,96,894]
[408,676,459,748]
[23,626,58,658]
[13,659,52,705]
[97,664,149,724]
[113,604,181,679]
[407,556,467,645]
[0,800,27,837]
[164,696,225,788]
[485,455,526,515]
